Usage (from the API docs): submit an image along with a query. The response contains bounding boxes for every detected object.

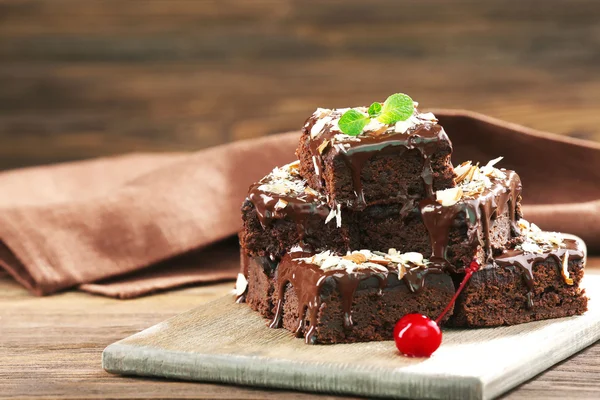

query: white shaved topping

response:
[256,161,307,196]
[310,116,332,139]
[235,273,248,297]
[515,218,565,254]
[448,157,508,201]
[435,187,463,207]
[294,248,430,277]
[312,155,320,176]
[324,203,343,228]
[363,118,387,132]
[325,207,337,225]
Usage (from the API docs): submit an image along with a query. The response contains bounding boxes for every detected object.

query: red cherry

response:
[393,313,442,358]
[392,260,481,358]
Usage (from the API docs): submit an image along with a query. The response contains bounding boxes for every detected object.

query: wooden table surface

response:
[1,258,599,399]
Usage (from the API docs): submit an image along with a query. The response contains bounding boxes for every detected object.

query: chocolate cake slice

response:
[240,161,357,259]
[451,222,588,327]
[244,248,455,344]
[296,106,455,210]
[419,158,523,271]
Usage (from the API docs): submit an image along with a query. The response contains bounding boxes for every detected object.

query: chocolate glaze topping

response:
[270,249,442,344]
[304,111,451,209]
[247,164,330,228]
[419,170,522,271]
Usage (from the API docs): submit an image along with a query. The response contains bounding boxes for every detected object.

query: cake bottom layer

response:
[245,255,455,344]
[242,236,588,342]
[451,256,587,327]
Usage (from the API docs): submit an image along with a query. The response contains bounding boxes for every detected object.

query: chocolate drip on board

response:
[270,251,442,344]
[493,238,584,309]
[306,114,449,209]
[419,170,522,272]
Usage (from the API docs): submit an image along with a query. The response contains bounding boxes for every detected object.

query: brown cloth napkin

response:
[1,110,599,298]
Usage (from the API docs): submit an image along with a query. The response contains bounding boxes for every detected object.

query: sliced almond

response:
[454,161,473,183]
[317,140,330,154]
[561,250,574,285]
[465,164,478,183]
[436,187,463,207]
[310,116,332,138]
[335,203,342,228]
[520,241,542,254]
[324,207,337,224]
[518,219,531,232]
[304,187,319,197]
[394,119,413,134]
[396,263,407,280]
[343,253,367,264]
[418,112,438,122]
[274,199,288,210]
[485,156,504,168]
[235,273,248,297]
[369,258,392,266]
[400,252,426,266]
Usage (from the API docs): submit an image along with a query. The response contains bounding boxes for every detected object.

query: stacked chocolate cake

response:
[236,97,588,344]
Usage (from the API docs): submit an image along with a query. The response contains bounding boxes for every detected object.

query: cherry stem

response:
[435,261,480,325]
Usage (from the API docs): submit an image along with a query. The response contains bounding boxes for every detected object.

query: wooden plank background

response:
[2,261,600,399]
[1,0,599,170]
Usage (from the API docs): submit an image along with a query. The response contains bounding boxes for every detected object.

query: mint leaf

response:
[338,109,370,136]
[377,93,414,124]
[368,102,382,117]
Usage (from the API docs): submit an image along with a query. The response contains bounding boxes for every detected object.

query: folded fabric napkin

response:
[1,110,599,298]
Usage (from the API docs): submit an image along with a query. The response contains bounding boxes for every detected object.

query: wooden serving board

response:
[103,275,600,400]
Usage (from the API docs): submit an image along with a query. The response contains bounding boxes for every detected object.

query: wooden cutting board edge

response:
[483,317,600,399]
[102,330,484,400]
[102,291,600,400]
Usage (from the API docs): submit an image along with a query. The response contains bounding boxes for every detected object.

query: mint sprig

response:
[338,93,414,136]
[338,109,370,136]
[368,102,382,117]
[378,93,414,124]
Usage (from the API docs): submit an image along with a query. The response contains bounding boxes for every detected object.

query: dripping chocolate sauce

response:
[247,171,333,252]
[419,171,522,272]
[270,250,443,344]
[493,238,584,309]
[247,183,330,229]
[306,113,448,209]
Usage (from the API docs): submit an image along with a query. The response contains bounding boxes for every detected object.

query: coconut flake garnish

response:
[515,218,565,255]
[294,248,429,278]
[257,161,307,197]
[436,157,508,205]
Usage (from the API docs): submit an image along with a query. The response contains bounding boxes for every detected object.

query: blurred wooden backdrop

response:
[1,0,599,170]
